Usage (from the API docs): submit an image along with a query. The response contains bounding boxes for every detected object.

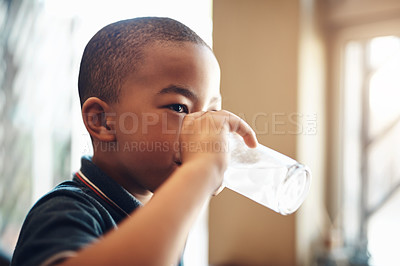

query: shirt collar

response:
[78,156,142,215]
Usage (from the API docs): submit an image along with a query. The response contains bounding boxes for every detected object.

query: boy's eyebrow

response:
[157,85,198,102]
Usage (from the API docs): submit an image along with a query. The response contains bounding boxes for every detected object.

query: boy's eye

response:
[168,104,188,114]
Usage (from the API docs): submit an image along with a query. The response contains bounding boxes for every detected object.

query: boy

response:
[11,17,257,265]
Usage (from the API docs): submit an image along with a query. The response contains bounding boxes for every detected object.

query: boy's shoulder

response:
[24,178,118,233]
[12,156,144,266]
[33,180,102,212]
[11,179,116,266]
[28,179,120,226]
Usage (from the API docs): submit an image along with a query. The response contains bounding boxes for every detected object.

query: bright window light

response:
[369,36,400,133]
[343,35,400,266]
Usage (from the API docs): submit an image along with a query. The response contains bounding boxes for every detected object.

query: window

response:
[342,35,400,265]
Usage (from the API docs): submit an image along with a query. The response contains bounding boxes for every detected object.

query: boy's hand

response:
[178,110,257,193]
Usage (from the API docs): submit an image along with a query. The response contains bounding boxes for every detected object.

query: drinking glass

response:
[223,133,311,215]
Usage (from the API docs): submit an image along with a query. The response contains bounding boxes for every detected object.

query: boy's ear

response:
[81,97,116,142]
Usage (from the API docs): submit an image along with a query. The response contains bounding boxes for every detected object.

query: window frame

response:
[328,17,400,262]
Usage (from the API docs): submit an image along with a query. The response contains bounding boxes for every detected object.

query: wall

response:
[210,0,327,265]
[210,1,299,265]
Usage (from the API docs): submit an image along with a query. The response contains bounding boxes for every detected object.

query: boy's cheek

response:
[114,112,184,136]
[116,112,140,135]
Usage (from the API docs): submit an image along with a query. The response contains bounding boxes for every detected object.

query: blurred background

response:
[1,0,400,265]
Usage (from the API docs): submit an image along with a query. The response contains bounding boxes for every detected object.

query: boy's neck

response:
[91,154,153,205]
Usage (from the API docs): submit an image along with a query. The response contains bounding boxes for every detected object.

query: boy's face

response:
[109,42,221,194]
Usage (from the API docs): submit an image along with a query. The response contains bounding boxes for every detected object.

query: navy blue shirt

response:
[11,156,150,266]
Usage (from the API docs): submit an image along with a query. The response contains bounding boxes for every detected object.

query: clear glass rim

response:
[277,164,312,215]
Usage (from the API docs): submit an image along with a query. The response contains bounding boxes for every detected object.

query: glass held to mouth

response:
[223,133,312,215]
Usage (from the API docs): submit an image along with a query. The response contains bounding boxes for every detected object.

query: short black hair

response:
[78,17,209,106]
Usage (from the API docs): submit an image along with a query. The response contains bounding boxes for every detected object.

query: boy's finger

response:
[222,111,258,148]
[182,110,258,148]
[235,127,258,149]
